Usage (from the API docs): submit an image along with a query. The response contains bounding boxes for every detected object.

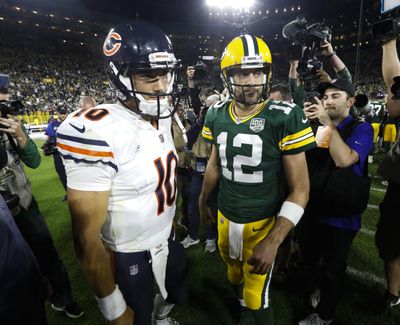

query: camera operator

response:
[297,79,373,325]
[374,36,400,311]
[187,65,203,116]
[0,74,83,318]
[44,105,69,200]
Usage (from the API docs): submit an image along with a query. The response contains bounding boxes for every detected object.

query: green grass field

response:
[26,140,400,324]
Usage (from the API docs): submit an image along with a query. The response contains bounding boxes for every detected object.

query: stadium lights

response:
[65,17,70,20]
[17,20,22,24]
[35,23,39,27]
[49,13,54,17]
[15,7,21,11]
[32,10,38,14]
[0,17,4,21]
[206,0,254,9]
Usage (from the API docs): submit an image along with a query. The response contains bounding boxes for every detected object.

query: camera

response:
[193,60,208,81]
[390,76,400,100]
[354,94,375,119]
[283,17,331,81]
[0,100,24,118]
[372,18,400,46]
[0,144,20,210]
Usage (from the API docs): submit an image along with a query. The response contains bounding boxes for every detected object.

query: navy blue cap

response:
[317,78,356,97]
[0,74,9,90]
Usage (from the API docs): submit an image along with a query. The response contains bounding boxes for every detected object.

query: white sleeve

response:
[64,160,116,191]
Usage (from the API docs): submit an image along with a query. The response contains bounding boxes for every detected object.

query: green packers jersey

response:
[202,99,316,223]
[370,100,385,124]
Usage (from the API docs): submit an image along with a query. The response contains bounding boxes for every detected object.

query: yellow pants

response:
[384,124,397,143]
[217,210,275,310]
[371,123,380,143]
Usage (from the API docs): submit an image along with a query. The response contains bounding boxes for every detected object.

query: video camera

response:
[372,17,400,46]
[354,94,376,119]
[0,144,20,210]
[0,100,24,118]
[192,56,219,81]
[283,17,332,81]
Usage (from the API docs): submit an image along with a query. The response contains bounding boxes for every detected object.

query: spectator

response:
[0,192,47,324]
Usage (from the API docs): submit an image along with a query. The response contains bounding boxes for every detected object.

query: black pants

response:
[112,235,187,325]
[187,171,217,241]
[176,167,192,224]
[53,152,67,191]
[297,217,357,320]
[14,198,73,306]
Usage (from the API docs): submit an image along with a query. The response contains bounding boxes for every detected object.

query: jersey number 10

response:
[154,151,178,215]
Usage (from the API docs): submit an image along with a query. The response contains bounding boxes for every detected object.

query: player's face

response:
[322,88,352,120]
[131,70,171,101]
[231,68,264,105]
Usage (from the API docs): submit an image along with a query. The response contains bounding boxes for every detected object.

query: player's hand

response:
[247,237,278,275]
[0,115,27,148]
[107,306,134,325]
[199,201,215,226]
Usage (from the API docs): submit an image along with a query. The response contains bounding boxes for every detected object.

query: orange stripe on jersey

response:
[57,142,114,158]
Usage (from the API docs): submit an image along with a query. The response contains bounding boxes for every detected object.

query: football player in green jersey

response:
[199,34,316,324]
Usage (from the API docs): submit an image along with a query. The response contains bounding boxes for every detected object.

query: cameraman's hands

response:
[315,69,332,83]
[303,97,333,126]
[320,40,334,57]
[187,66,196,88]
[0,115,27,148]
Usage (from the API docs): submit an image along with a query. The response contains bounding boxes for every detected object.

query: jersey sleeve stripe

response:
[57,132,109,147]
[61,154,118,172]
[203,126,211,133]
[279,127,313,147]
[202,130,214,140]
[280,131,314,149]
[281,136,315,151]
[57,142,114,158]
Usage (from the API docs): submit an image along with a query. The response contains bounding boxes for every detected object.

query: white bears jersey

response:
[57,102,178,252]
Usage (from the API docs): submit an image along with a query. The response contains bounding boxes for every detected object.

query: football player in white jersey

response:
[57,21,187,325]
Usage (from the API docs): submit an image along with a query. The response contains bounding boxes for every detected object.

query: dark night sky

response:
[5,0,383,24]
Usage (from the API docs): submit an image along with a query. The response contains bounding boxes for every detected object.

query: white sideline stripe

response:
[347,266,385,286]
[372,175,383,179]
[367,204,379,210]
[359,228,375,236]
[371,187,386,193]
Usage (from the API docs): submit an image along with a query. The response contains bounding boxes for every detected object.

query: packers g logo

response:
[103,32,122,57]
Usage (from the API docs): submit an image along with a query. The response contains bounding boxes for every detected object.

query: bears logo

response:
[103,32,122,57]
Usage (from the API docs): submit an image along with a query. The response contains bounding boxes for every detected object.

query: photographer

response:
[375,36,400,311]
[44,105,68,200]
[297,79,373,325]
[0,74,83,319]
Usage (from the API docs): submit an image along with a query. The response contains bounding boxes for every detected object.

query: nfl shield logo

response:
[249,118,265,133]
[130,264,139,276]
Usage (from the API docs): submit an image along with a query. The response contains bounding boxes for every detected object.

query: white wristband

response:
[96,285,127,321]
[278,201,304,226]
